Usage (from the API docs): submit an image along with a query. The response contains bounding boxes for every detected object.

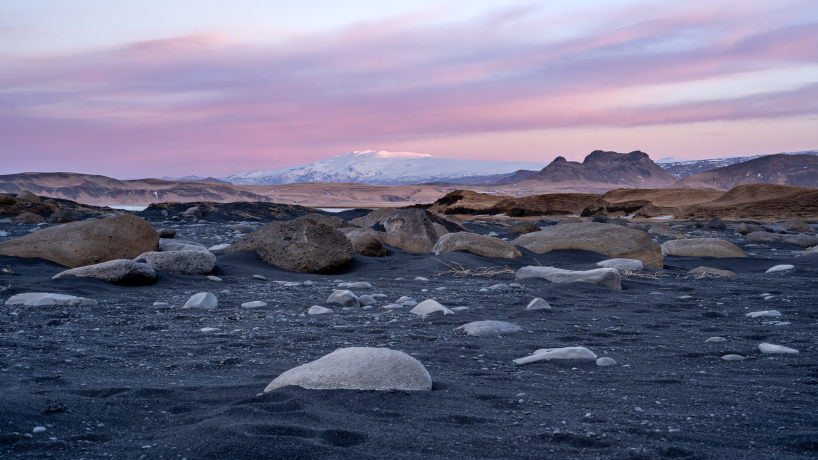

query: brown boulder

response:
[350,208,447,253]
[15,190,41,203]
[735,223,770,235]
[432,232,522,258]
[512,223,663,268]
[300,213,355,229]
[508,221,540,235]
[648,223,673,235]
[661,238,746,258]
[0,195,17,205]
[781,220,810,233]
[48,210,77,224]
[12,212,45,224]
[0,215,159,268]
[225,215,354,272]
[339,227,387,257]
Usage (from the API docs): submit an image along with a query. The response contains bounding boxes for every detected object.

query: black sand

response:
[1,217,817,459]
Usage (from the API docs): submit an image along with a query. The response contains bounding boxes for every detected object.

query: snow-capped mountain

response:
[225,151,551,185]
[656,150,818,178]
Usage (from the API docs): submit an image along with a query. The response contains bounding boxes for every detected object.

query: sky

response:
[1,0,817,178]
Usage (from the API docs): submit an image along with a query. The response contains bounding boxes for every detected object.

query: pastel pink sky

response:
[1,0,817,178]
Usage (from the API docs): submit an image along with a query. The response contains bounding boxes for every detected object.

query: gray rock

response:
[183,207,202,219]
[431,232,522,258]
[508,221,540,235]
[241,301,267,309]
[517,266,621,289]
[159,239,207,252]
[721,354,746,361]
[705,337,727,343]
[348,282,372,289]
[596,357,617,367]
[308,306,333,315]
[706,217,726,229]
[780,234,818,247]
[758,343,798,354]
[157,228,176,238]
[735,223,770,235]
[183,292,217,310]
[208,244,230,251]
[489,283,510,290]
[264,347,432,391]
[746,232,781,242]
[4,292,96,306]
[253,275,267,280]
[15,190,41,203]
[230,223,257,234]
[648,223,673,235]
[456,320,522,337]
[326,290,359,308]
[48,210,77,224]
[338,227,387,257]
[661,238,746,258]
[596,258,643,271]
[526,298,551,310]
[766,264,794,273]
[409,299,454,316]
[52,259,155,285]
[781,220,809,233]
[135,250,216,275]
[207,275,222,281]
[746,310,781,318]
[514,347,598,364]
[358,295,376,306]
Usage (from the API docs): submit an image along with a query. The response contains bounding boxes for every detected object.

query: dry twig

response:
[432,258,516,278]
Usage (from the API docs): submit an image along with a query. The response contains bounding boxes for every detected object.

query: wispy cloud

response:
[1,0,816,176]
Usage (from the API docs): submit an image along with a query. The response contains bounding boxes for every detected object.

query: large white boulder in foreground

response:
[264,347,432,391]
[5,293,97,306]
[661,238,746,258]
[517,266,621,289]
[514,347,598,365]
[431,232,522,258]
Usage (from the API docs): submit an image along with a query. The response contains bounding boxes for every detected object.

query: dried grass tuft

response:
[433,259,516,278]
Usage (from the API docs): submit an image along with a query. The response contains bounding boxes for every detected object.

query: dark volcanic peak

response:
[516,150,678,190]
[674,153,818,190]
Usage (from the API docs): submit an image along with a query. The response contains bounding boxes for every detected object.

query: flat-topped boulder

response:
[0,214,158,268]
[431,232,522,258]
[512,223,663,268]
[517,266,621,289]
[53,259,155,285]
[661,238,746,258]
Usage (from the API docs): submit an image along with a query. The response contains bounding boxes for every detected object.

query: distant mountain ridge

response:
[224,150,551,185]
[656,150,818,178]
[674,154,818,190]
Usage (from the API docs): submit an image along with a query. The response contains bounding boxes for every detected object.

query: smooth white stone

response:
[4,293,97,306]
[200,327,219,333]
[596,357,617,367]
[721,354,746,361]
[526,298,552,310]
[32,427,46,433]
[596,258,643,271]
[241,301,267,309]
[705,337,727,343]
[758,343,799,354]
[410,299,454,316]
[514,347,597,365]
[207,276,222,282]
[456,320,522,337]
[415,277,428,281]
[183,292,218,310]
[308,306,333,315]
[746,310,782,318]
[765,264,794,273]
[253,275,267,280]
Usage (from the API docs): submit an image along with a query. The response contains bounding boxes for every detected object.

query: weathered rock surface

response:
[48,210,77,224]
[264,347,432,391]
[431,232,522,258]
[350,208,457,253]
[15,191,41,203]
[159,239,208,252]
[225,215,354,272]
[339,227,387,257]
[308,306,333,315]
[706,217,726,229]
[456,320,522,337]
[596,258,643,271]
[12,212,45,224]
[512,223,663,268]
[4,292,97,306]
[52,259,155,285]
[517,266,621,289]
[781,220,809,232]
[514,347,598,365]
[135,250,216,275]
[687,267,737,278]
[0,214,159,268]
[508,221,540,235]
[661,238,746,258]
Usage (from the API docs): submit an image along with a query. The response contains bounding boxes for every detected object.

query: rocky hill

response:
[514,150,679,192]
[657,150,818,178]
[674,154,818,190]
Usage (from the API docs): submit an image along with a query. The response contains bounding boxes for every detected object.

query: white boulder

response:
[326,290,359,308]
[596,258,643,271]
[758,343,798,354]
[308,306,333,315]
[4,292,97,306]
[514,347,598,365]
[766,265,794,273]
[456,321,522,337]
[409,299,454,316]
[183,292,218,310]
[526,298,552,310]
[516,266,621,290]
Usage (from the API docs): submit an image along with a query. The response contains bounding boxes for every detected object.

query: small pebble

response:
[705,337,726,343]
[596,357,617,367]
[32,427,46,433]
[207,276,222,282]
[253,275,267,281]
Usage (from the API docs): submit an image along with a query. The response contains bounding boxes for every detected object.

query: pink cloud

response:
[0,0,816,177]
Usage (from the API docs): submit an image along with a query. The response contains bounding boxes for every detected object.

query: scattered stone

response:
[52,259,155,285]
[350,208,450,253]
[513,223,663,268]
[706,217,726,229]
[781,220,809,233]
[687,267,737,278]
[456,320,522,337]
[15,190,41,203]
[766,264,794,273]
[383,304,404,310]
[348,281,372,289]
[508,221,540,235]
[252,275,267,281]
[135,250,216,275]
[358,295,376,306]
[230,223,256,234]
[32,427,46,433]
[705,337,727,343]
[308,306,333,315]
[396,296,416,303]
[183,207,202,219]
[48,210,77,224]
[758,343,798,354]
[596,357,617,367]
[661,238,746,258]
[648,223,673,235]
[159,239,207,252]
[514,347,598,365]
[157,228,176,238]
[415,277,428,281]
[4,293,97,306]
[241,301,267,309]
[487,231,499,237]
[721,355,746,361]
[526,298,552,310]
[596,258,643,271]
[200,327,219,333]
[735,223,770,235]
[12,212,45,224]
[431,232,522,258]
[509,283,522,289]
[264,347,432,391]
[0,214,158,268]
[208,244,230,251]
[452,306,469,312]
[207,275,222,282]
[410,299,454,316]
[517,266,621,289]
[746,310,781,318]
[183,292,218,310]
[489,283,510,290]
[326,290,359,308]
